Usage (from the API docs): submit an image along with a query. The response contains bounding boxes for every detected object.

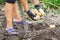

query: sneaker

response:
[14,20,23,25]
[6,27,18,35]
[13,19,32,25]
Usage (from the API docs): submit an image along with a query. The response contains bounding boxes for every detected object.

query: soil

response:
[0,7,60,40]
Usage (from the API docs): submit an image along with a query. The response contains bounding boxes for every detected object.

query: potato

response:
[31,9,36,15]
[34,9,41,16]
[26,9,45,20]
[49,25,56,28]
[39,9,45,16]
[34,15,40,20]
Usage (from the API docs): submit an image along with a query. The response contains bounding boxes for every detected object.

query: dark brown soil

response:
[0,8,60,40]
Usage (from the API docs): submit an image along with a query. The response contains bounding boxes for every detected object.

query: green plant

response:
[0,0,6,4]
[42,0,60,9]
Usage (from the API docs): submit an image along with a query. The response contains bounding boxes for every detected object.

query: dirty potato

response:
[39,8,45,16]
[34,15,40,20]
[34,9,42,16]
[49,25,56,29]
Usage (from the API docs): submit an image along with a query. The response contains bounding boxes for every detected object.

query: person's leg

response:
[12,3,22,21]
[12,3,24,25]
[21,0,36,20]
[5,0,18,35]
[5,3,13,28]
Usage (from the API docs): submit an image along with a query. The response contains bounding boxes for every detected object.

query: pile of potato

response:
[25,8,45,20]
[31,8,45,20]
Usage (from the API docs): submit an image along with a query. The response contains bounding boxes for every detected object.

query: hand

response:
[31,9,41,20]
